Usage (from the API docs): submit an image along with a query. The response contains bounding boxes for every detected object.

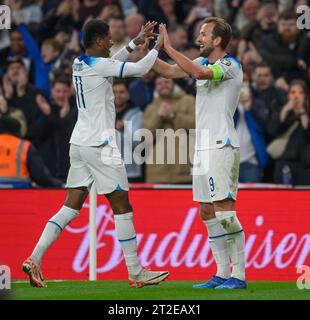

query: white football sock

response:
[31,206,79,265]
[204,218,231,279]
[215,211,246,281]
[114,212,142,277]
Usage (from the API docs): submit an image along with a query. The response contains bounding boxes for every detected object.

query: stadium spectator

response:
[40,0,61,16]
[227,27,241,58]
[140,0,185,27]
[251,63,287,123]
[259,10,310,85]
[113,80,144,182]
[278,0,295,13]
[118,0,138,16]
[129,69,157,111]
[78,0,104,22]
[124,13,145,39]
[2,59,50,140]
[235,78,269,183]
[0,116,63,188]
[168,25,188,53]
[229,0,261,31]
[184,0,213,26]
[109,17,129,56]
[31,77,77,182]
[16,22,63,98]
[143,77,195,184]
[250,63,288,182]
[240,2,278,50]
[267,80,310,185]
[0,90,27,138]
[37,0,81,43]
[237,38,262,76]
[0,25,34,80]
[188,17,205,44]
[50,30,82,83]
[97,2,124,21]
[9,0,43,29]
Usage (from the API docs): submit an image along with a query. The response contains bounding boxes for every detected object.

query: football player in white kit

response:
[150,18,246,289]
[22,19,169,288]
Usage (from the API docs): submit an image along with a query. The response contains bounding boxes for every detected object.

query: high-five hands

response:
[155,23,174,51]
[133,21,158,46]
[137,22,172,53]
[159,23,171,50]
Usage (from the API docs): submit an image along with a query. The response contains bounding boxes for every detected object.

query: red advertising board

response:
[0,189,309,281]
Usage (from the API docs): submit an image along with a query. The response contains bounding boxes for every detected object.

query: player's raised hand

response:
[133,21,157,46]
[154,24,165,51]
[159,23,171,50]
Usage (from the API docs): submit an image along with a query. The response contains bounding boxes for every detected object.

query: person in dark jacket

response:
[0,25,34,81]
[113,80,144,182]
[258,10,310,85]
[140,0,186,27]
[2,59,51,141]
[33,77,77,182]
[234,79,269,182]
[250,63,288,182]
[267,80,310,185]
[240,2,278,50]
[251,63,287,124]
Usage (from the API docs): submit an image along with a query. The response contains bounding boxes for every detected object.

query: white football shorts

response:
[66,144,129,194]
[192,145,240,203]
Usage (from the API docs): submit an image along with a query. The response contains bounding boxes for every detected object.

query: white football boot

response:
[22,257,46,288]
[129,269,169,288]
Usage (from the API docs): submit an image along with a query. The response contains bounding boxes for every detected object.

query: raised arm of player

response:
[160,24,214,80]
[112,21,157,62]
[139,35,189,79]
[89,28,164,78]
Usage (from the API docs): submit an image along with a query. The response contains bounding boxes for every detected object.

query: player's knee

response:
[64,187,89,210]
[112,202,132,215]
[106,190,132,214]
[199,203,215,221]
[109,195,132,214]
[215,211,243,234]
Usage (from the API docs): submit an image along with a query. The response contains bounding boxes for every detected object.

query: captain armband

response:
[208,64,224,81]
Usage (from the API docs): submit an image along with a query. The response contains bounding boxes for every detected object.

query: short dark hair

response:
[203,17,232,49]
[82,19,110,49]
[6,58,25,69]
[52,76,71,88]
[253,62,272,72]
[113,79,128,89]
[279,9,297,21]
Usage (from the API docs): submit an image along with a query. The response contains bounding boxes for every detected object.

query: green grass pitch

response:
[10,281,310,300]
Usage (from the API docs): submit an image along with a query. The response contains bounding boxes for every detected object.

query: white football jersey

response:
[70,49,158,147]
[70,55,125,147]
[194,54,243,150]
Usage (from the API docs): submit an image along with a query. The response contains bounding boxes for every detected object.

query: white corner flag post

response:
[89,183,97,281]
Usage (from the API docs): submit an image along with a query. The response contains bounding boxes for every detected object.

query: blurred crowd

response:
[0,0,310,187]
